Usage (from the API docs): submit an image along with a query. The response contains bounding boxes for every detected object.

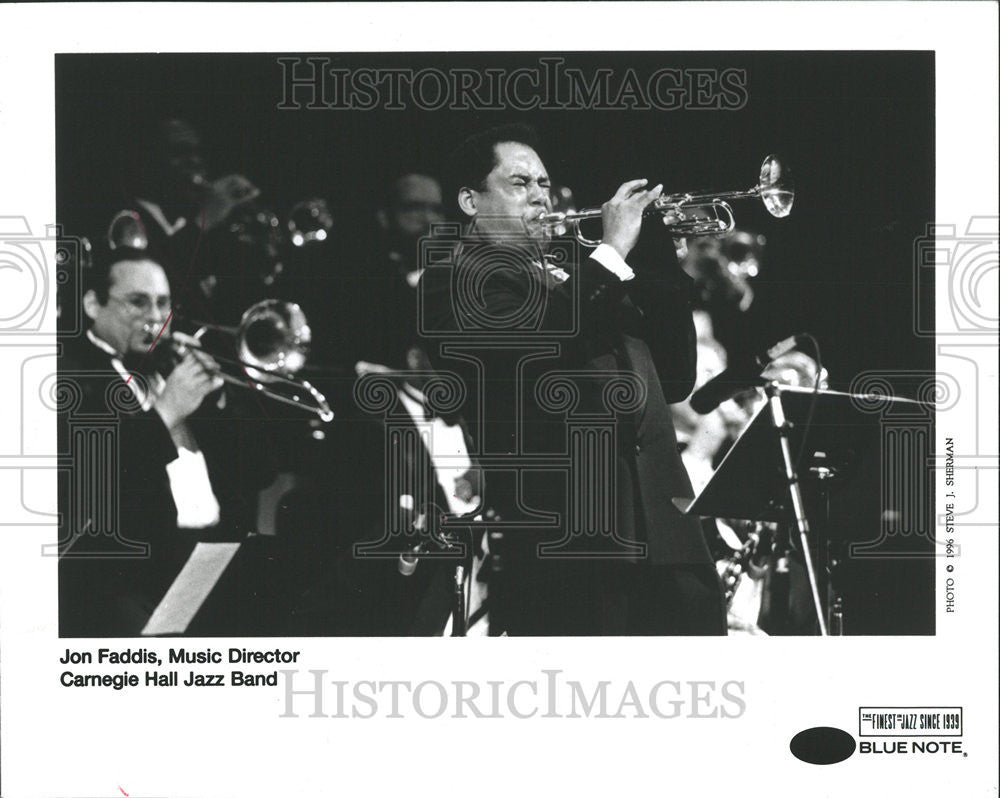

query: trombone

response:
[165,300,334,422]
[540,155,794,247]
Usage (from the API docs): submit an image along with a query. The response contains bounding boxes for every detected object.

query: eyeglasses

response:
[107,293,172,316]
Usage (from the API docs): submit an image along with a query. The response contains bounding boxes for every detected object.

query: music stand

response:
[674,384,927,636]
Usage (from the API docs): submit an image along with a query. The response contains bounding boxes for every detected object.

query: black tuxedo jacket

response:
[418,230,711,569]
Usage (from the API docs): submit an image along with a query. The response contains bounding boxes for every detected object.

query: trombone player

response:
[58,246,275,636]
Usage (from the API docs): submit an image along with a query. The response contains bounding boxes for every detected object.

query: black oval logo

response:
[789,726,856,764]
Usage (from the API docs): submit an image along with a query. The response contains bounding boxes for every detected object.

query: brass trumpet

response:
[540,155,794,247]
[165,300,334,422]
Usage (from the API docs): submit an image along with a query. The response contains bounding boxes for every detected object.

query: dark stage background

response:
[56,50,934,389]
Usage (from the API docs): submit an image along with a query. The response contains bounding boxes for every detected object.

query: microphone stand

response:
[765,383,827,635]
[399,520,474,636]
[812,459,844,636]
[449,525,478,637]
[452,562,467,637]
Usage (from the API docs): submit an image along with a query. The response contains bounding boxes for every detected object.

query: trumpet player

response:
[58,247,274,636]
[419,124,727,635]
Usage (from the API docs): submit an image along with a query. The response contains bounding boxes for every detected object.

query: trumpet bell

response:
[539,154,794,246]
[107,210,150,250]
[758,155,794,218]
[237,300,310,376]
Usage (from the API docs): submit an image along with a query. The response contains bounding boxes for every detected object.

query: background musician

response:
[279,169,486,636]
[112,118,273,325]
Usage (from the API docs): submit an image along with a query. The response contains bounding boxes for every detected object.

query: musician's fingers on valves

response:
[601,178,664,257]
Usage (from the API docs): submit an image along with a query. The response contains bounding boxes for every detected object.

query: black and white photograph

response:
[0,4,997,797]
[53,49,936,639]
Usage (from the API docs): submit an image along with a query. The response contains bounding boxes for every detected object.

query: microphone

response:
[397,513,475,576]
[746,523,775,579]
[398,512,428,577]
[398,542,426,577]
[689,335,802,414]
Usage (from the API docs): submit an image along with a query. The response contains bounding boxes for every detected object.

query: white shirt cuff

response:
[166,447,221,529]
[590,243,635,281]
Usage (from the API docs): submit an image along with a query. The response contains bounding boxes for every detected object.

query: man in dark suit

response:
[58,247,274,636]
[419,124,726,635]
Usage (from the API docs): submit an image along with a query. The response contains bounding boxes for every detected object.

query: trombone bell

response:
[170,300,334,422]
[238,300,310,376]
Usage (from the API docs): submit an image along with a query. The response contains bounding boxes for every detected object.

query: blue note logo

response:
[789,726,857,765]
